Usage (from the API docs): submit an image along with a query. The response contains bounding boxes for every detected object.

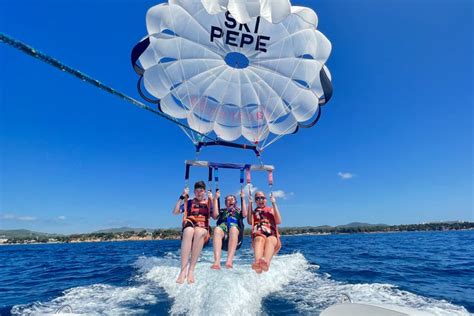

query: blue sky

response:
[1,0,472,234]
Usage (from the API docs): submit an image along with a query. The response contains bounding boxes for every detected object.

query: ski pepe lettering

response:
[210,12,270,52]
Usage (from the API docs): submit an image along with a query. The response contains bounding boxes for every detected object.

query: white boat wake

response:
[11,250,471,315]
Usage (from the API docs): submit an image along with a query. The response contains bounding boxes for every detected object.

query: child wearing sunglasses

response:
[248,191,282,273]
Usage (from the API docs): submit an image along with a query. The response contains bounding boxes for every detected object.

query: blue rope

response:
[0,32,216,142]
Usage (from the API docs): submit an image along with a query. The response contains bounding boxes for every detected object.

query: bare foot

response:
[251,261,262,274]
[176,270,186,284]
[211,263,221,270]
[187,271,195,284]
[259,258,269,272]
[225,262,233,269]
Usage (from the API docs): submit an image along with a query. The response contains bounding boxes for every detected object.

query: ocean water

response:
[0,230,472,315]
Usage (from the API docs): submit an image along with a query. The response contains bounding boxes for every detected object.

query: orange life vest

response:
[183,198,210,229]
[252,206,277,237]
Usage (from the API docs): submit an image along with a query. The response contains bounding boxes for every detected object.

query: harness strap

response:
[246,167,254,241]
[214,168,220,189]
[215,168,221,210]
[207,167,213,192]
[183,164,191,222]
[185,164,191,182]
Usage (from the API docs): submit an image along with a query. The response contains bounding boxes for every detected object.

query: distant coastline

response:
[1,221,472,245]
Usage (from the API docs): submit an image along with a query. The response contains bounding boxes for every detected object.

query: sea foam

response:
[11,249,471,315]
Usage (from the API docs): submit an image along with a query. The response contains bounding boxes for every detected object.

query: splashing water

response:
[11,248,470,316]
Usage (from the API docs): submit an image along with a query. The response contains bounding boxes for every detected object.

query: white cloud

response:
[235,183,259,197]
[1,213,37,221]
[16,216,37,221]
[338,172,355,180]
[1,214,15,220]
[271,190,294,200]
[235,187,294,200]
[57,216,66,221]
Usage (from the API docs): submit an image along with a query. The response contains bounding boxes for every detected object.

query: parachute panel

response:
[132,0,333,151]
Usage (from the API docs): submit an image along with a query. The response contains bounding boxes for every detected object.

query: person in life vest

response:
[248,191,282,273]
[172,181,212,284]
[211,190,248,269]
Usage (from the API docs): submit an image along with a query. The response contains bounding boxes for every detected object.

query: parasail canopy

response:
[201,0,291,24]
[132,0,333,153]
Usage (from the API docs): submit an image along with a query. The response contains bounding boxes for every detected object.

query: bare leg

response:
[225,226,239,268]
[187,227,207,283]
[212,227,224,269]
[260,236,278,272]
[251,236,265,274]
[177,227,194,283]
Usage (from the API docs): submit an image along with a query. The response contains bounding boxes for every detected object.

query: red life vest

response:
[184,198,210,229]
[252,206,277,237]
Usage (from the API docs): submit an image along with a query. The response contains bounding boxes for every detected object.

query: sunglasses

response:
[255,196,266,201]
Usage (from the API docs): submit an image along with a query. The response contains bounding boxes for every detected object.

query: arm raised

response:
[270,193,282,225]
[212,190,220,220]
[172,188,189,215]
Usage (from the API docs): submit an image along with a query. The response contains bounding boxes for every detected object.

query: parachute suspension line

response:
[194,147,201,161]
[207,167,213,194]
[260,129,289,151]
[193,133,205,160]
[239,69,263,147]
[258,16,321,151]
[261,67,333,151]
[256,153,264,167]
[0,33,216,143]
[261,27,325,153]
[215,67,234,142]
[261,104,322,150]
[133,37,203,147]
[167,11,199,144]
[239,168,245,192]
[239,168,245,212]
[268,170,274,199]
[245,167,254,241]
[214,167,221,210]
[183,163,191,222]
[267,22,289,144]
[214,167,220,191]
[154,56,196,145]
[184,161,275,224]
[183,160,273,224]
[206,167,213,219]
[195,140,261,156]
[178,125,197,146]
[132,37,231,146]
[268,169,276,241]
[171,5,224,145]
[185,163,191,190]
[260,29,327,151]
[141,32,198,146]
[245,166,252,197]
[252,14,290,150]
[180,67,263,157]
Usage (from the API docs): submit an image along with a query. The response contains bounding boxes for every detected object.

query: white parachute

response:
[132,0,333,153]
[201,0,291,24]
